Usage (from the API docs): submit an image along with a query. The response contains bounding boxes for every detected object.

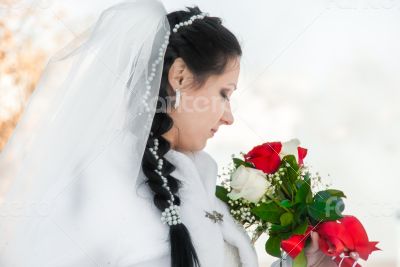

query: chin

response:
[193,141,206,151]
[179,141,206,152]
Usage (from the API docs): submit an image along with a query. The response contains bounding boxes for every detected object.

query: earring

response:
[174,88,181,109]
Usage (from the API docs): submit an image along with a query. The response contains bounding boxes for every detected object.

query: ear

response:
[168,57,192,91]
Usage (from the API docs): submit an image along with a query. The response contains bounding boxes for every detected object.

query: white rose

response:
[227,165,271,203]
[279,138,300,161]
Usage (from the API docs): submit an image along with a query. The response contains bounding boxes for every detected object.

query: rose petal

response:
[297,146,307,165]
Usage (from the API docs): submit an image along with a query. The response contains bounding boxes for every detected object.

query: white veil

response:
[0,0,169,263]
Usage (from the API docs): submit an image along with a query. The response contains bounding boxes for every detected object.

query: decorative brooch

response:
[204,210,224,223]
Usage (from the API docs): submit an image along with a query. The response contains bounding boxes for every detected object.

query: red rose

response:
[316,215,380,266]
[244,142,282,174]
[297,146,307,166]
[244,139,308,174]
[281,226,313,258]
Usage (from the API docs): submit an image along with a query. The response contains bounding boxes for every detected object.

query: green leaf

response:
[280,232,295,240]
[280,212,294,226]
[251,202,285,224]
[280,155,300,183]
[292,203,308,224]
[307,190,345,221]
[215,185,229,203]
[293,250,307,267]
[292,221,309,235]
[325,189,346,198]
[269,224,293,240]
[269,223,292,233]
[295,180,313,204]
[280,199,293,208]
[265,235,282,257]
[232,158,253,168]
[280,231,296,240]
[303,171,311,183]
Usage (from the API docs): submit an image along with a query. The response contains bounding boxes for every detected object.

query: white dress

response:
[0,131,259,267]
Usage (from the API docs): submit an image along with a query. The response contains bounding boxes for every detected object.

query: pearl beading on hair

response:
[149,135,182,226]
[172,12,208,33]
[138,12,208,128]
[144,13,208,225]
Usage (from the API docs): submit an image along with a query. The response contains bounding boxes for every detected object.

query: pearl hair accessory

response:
[143,13,208,226]
[172,12,208,33]
[139,12,208,123]
[149,135,182,226]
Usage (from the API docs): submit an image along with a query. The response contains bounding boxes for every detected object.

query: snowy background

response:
[1,0,398,266]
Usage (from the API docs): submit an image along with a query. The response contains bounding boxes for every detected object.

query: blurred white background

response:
[1,0,398,266]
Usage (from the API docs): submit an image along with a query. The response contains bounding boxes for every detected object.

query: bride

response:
[0,0,352,266]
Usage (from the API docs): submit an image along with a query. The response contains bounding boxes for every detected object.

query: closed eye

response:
[220,89,230,101]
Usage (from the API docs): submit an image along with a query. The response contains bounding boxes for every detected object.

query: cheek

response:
[178,95,225,143]
[192,97,224,128]
[189,95,211,112]
[178,117,208,150]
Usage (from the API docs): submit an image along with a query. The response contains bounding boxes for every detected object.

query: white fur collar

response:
[164,149,259,267]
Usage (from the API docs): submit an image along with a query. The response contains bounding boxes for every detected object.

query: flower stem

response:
[267,195,291,213]
[280,185,291,198]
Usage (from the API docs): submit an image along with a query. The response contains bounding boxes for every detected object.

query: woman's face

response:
[163,56,240,152]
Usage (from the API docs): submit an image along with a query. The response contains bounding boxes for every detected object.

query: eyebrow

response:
[227,83,237,90]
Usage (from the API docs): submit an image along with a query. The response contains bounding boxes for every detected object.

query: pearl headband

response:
[172,12,208,33]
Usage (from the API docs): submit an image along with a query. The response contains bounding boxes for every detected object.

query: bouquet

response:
[216,139,380,267]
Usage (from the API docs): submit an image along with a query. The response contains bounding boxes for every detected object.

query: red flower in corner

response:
[316,215,380,267]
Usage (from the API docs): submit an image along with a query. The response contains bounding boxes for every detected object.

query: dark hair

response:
[140,6,242,267]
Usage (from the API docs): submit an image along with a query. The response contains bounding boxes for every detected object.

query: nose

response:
[221,104,234,126]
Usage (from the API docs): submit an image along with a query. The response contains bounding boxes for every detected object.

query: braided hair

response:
[140,6,242,267]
